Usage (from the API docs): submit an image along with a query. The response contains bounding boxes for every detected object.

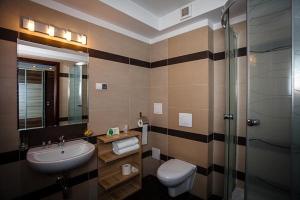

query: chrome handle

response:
[224,114,234,120]
[247,119,260,126]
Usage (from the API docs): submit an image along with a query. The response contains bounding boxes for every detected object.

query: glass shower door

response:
[246,0,292,199]
[224,11,238,200]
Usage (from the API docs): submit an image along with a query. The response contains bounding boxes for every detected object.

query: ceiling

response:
[31,0,246,44]
[130,0,195,17]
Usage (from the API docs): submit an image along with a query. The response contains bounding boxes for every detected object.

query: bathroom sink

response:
[27,139,95,173]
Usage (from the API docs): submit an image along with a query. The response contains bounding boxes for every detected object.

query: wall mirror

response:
[17,40,88,130]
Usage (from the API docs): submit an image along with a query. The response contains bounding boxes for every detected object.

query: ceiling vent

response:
[180,5,192,20]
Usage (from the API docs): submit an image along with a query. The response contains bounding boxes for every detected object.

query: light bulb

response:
[47,25,55,36]
[64,31,72,41]
[27,20,35,32]
[80,35,87,45]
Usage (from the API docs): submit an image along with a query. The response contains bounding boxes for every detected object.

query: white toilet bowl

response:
[157,159,197,197]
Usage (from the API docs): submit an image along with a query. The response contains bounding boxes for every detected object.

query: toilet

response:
[157,159,197,197]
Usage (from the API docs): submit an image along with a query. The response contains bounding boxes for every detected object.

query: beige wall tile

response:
[168,60,209,86]
[213,85,226,134]
[0,78,17,116]
[0,40,18,153]
[149,66,168,127]
[168,107,209,134]
[168,59,209,86]
[149,95,168,127]
[212,172,224,197]
[213,141,225,166]
[213,29,225,53]
[0,40,17,79]
[88,108,129,135]
[168,85,209,110]
[191,173,208,199]
[150,40,168,62]
[168,135,208,168]
[88,24,150,61]
[168,26,209,58]
[150,66,168,87]
[149,131,168,155]
[214,60,226,86]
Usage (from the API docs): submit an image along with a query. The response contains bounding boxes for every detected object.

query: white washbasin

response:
[27,139,95,173]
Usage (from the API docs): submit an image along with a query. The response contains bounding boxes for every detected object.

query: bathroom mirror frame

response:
[16,38,89,133]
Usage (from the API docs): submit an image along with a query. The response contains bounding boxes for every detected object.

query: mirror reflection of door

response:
[17,58,59,130]
[68,64,83,124]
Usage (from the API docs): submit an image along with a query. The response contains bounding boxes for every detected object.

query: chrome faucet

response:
[58,136,65,147]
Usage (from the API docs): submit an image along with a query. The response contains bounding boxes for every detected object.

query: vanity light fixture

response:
[21,17,87,45]
[47,25,55,37]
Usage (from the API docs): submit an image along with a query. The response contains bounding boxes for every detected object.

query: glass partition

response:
[246,0,292,199]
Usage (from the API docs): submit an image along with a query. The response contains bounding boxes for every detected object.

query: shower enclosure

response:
[222,0,300,199]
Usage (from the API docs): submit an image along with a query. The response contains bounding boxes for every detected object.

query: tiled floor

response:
[126,175,201,200]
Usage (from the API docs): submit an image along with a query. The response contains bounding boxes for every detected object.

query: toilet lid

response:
[157,159,196,180]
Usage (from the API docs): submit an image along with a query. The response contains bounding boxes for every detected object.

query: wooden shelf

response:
[99,149,139,163]
[97,131,140,143]
[99,167,140,190]
[97,130,141,200]
[109,181,140,200]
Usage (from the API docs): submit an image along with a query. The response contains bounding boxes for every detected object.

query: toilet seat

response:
[157,159,196,185]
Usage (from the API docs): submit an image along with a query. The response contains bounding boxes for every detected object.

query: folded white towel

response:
[113,144,140,155]
[112,137,139,151]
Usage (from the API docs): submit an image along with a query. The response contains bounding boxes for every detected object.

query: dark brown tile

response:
[88,48,129,64]
[0,27,18,42]
[168,51,211,65]
[130,58,150,68]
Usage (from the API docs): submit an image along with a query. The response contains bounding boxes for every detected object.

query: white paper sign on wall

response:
[153,103,163,114]
[179,113,192,127]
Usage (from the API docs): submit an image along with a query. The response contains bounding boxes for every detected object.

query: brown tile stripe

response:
[151,48,246,68]
[167,50,211,65]
[150,126,246,146]
[1,27,247,69]
[59,115,88,122]
[0,27,18,42]
[213,164,245,181]
[59,73,88,79]
[150,125,213,143]
[213,132,247,146]
[88,48,129,64]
